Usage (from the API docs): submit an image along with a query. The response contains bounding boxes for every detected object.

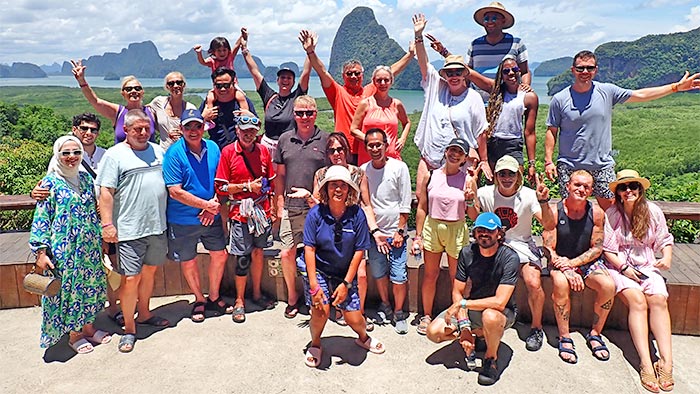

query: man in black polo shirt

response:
[274,95,329,319]
[426,212,519,386]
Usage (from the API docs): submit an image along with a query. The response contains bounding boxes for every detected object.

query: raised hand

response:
[412,13,427,35]
[408,40,416,57]
[298,30,317,54]
[425,33,445,55]
[70,59,86,82]
[193,45,202,53]
[240,27,248,41]
[535,173,550,202]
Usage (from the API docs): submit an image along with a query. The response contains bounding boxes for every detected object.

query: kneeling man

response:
[426,212,519,386]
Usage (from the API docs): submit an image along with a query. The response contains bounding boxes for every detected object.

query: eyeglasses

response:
[214,82,232,90]
[345,71,362,77]
[183,123,203,130]
[60,150,82,157]
[166,80,185,87]
[327,147,345,154]
[445,69,464,77]
[497,170,517,178]
[483,15,501,23]
[294,110,317,117]
[502,66,520,75]
[122,86,143,93]
[574,65,597,72]
[616,182,641,192]
[374,78,391,84]
[334,221,343,243]
[237,116,261,126]
[78,125,99,133]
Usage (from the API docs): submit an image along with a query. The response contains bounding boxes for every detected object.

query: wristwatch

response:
[370,228,380,235]
[242,183,249,192]
[460,299,468,309]
[397,228,405,236]
[342,279,351,288]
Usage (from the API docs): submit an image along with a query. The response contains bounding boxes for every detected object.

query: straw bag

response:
[23,251,61,297]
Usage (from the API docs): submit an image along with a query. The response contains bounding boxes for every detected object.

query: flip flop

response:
[355,336,385,354]
[304,346,322,368]
[69,337,94,354]
[119,334,136,353]
[86,329,112,345]
[284,302,300,319]
[558,337,578,364]
[585,332,610,361]
[136,315,170,327]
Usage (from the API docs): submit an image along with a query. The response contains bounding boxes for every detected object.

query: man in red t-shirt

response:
[299,29,414,163]
[214,113,277,323]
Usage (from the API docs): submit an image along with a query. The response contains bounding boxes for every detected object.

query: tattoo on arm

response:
[601,299,613,310]
[572,236,603,267]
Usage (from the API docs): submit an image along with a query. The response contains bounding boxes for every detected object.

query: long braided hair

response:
[484,56,518,139]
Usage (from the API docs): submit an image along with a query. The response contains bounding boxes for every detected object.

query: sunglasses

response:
[334,221,343,244]
[574,65,597,72]
[214,82,232,89]
[445,69,464,77]
[78,125,99,133]
[60,150,82,157]
[502,66,520,75]
[183,122,203,130]
[166,80,185,87]
[237,116,261,126]
[294,110,317,117]
[483,15,501,23]
[345,71,362,77]
[327,147,345,154]
[122,86,143,93]
[497,170,517,178]
[366,142,384,149]
[616,182,641,192]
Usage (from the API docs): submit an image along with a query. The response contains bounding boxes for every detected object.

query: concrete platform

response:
[0,295,698,394]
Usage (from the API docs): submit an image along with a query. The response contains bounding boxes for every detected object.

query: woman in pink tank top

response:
[411,138,478,334]
[350,66,411,166]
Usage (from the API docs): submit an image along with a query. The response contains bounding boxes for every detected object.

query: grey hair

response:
[124,108,150,127]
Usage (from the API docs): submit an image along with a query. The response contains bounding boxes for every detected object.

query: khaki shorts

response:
[422,217,469,259]
[279,207,308,250]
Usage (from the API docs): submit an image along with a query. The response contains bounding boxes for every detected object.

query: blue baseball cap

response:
[473,212,502,230]
[181,108,204,125]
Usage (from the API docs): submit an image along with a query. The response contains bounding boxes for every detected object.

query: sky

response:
[1,0,699,68]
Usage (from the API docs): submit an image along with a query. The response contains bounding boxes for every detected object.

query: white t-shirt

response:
[414,64,487,169]
[361,158,412,235]
[477,184,541,263]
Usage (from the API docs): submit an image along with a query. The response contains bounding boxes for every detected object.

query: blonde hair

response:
[164,72,186,92]
[121,75,141,90]
[372,65,394,83]
[294,95,316,109]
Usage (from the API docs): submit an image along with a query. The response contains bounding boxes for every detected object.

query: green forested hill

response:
[533,57,572,77]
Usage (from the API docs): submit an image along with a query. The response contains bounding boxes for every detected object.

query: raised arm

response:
[299,30,335,89]
[70,59,120,121]
[412,14,429,80]
[518,61,531,85]
[240,35,264,89]
[230,27,247,60]
[523,91,539,184]
[627,71,700,102]
[193,45,210,67]
[389,41,415,77]
[299,57,312,92]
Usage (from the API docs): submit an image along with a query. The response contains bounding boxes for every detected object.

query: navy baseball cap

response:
[181,108,204,125]
[473,212,502,230]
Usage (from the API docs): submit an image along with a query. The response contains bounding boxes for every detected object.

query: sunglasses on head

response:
[327,147,345,154]
[166,80,185,87]
[294,110,316,117]
[78,125,99,133]
[214,82,232,89]
[122,86,143,93]
[574,65,597,72]
[345,71,362,77]
[237,116,261,126]
[501,66,520,75]
[334,221,343,243]
[445,69,464,77]
[616,182,641,192]
[60,150,82,157]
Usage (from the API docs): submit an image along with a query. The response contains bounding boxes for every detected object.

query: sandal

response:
[355,336,385,354]
[557,337,578,364]
[416,315,431,335]
[585,331,610,361]
[304,346,322,368]
[86,329,112,345]
[205,296,234,316]
[109,311,125,327]
[191,301,206,323]
[232,306,246,323]
[284,301,300,319]
[69,337,94,354]
[365,316,374,332]
[654,361,674,392]
[136,315,170,327]
[118,334,136,353]
[253,293,277,310]
[640,366,660,393]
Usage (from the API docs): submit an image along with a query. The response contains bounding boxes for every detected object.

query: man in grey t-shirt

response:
[97,109,169,353]
[545,50,700,210]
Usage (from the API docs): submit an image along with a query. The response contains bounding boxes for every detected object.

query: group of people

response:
[28,1,700,391]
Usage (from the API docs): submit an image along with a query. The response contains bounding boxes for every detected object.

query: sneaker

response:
[393,310,409,335]
[416,315,432,335]
[525,328,544,351]
[377,303,393,324]
[478,357,499,385]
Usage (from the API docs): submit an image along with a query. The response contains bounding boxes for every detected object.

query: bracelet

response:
[342,279,351,288]
[414,236,422,241]
[439,47,449,57]
[101,223,113,228]
[241,48,249,56]
[79,83,88,88]
[544,161,554,167]
[466,199,475,207]
[529,159,536,166]
[415,38,424,43]
[306,51,315,55]
[538,197,551,204]
[619,264,629,273]
[671,83,679,93]
[309,286,320,296]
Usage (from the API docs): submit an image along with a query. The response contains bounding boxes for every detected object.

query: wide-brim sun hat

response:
[608,169,651,193]
[318,165,360,195]
[474,1,515,29]
[439,55,469,78]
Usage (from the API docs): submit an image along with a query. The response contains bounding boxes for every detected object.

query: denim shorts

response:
[297,257,360,311]
[167,218,226,262]
[367,237,408,283]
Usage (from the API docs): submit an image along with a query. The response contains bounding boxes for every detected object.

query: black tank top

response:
[555,200,593,259]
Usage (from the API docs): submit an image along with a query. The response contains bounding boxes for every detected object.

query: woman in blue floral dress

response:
[29,135,109,354]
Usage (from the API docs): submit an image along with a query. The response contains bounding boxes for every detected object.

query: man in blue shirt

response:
[162,109,231,323]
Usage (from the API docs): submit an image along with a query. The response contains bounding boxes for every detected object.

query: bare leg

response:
[345,310,368,341]
[376,276,390,306]
[120,273,141,334]
[551,270,575,362]
[482,309,507,360]
[181,259,205,302]
[280,247,299,305]
[521,263,544,329]
[393,282,407,313]
[309,304,330,348]
[595,196,615,212]
[647,294,673,373]
[207,250,228,301]
[420,251,442,317]
[135,265,157,321]
[619,289,654,371]
[249,248,264,299]
[585,270,616,358]
[234,273,247,309]
[357,259,368,315]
